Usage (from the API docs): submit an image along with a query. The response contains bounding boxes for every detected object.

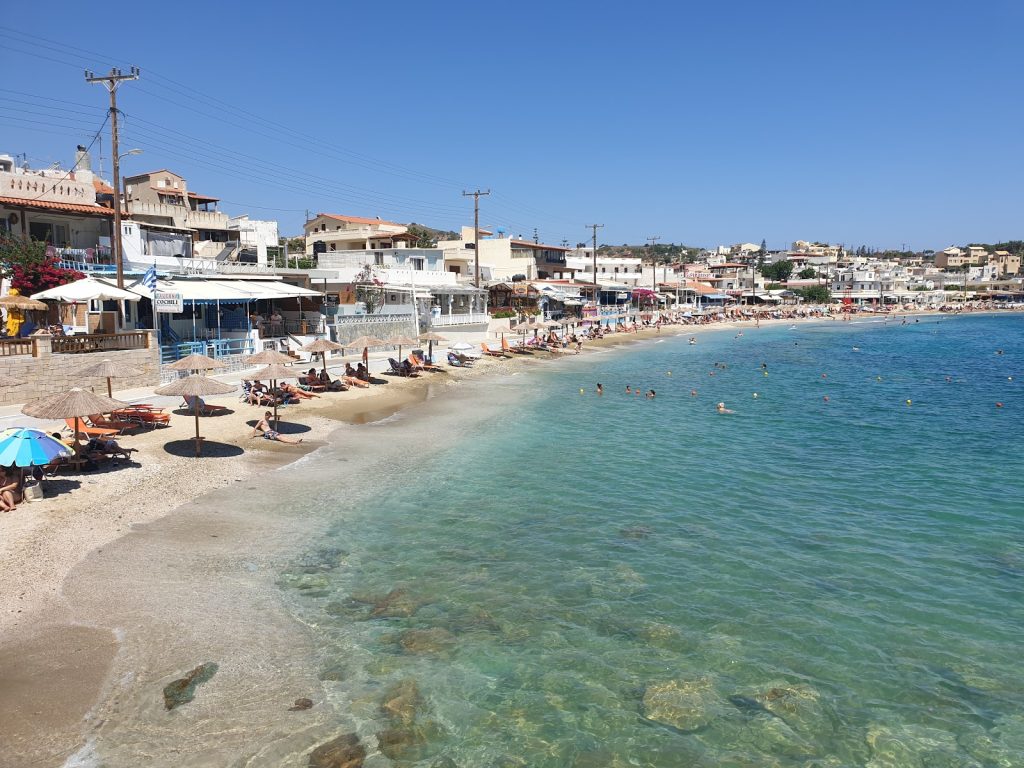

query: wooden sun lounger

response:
[65,418,119,439]
[501,338,531,355]
[479,342,507,358]
[86,413,137,434]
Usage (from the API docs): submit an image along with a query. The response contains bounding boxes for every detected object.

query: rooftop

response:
[317,213,403,227]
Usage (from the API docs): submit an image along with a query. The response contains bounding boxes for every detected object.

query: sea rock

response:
[163,662,218,711]
[376,724,430,761]
[398,627,457,656]
[751,683,834,738]
[289,697,314,711]
[642,677,721,732]
[308,732,365,768]
[380,679,422,726]
[960,713,1024,767]
[865,723,971,768]
[619,525,652,540]
[370,588,422,618]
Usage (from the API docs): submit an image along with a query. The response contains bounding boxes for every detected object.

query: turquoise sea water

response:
[281,315,1024,767]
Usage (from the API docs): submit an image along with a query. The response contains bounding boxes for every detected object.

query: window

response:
[411,258,424,271]
[374,252,384,266]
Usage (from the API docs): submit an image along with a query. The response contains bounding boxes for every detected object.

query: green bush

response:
[492,310,516,318]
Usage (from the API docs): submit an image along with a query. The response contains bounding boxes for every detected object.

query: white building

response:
[228,215,279,265]
[304,213,410,255]
[438,226,570,282]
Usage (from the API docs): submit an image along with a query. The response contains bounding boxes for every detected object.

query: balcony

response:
[429,312,490,327]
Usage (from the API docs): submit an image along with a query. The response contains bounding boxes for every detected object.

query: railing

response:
[0,338,35,356]
[159,337,254,365]
[51,331,150,355]
[429,312,490,327]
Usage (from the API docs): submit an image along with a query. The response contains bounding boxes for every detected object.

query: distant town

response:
[1,144,1021,360]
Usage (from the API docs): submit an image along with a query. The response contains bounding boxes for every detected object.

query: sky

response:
[1,0,1022,251]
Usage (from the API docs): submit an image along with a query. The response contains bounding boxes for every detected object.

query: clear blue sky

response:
[2,1,1021,251]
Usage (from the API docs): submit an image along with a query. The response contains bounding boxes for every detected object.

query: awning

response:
[704,293,730,300]
[143,277,323,304]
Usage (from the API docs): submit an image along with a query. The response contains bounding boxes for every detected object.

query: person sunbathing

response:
[84,437,137,461]
[356,363,370,382]
[251,411,302,444]
[248,381,276,406]
[0,467,25,511]
[280,381,320,399]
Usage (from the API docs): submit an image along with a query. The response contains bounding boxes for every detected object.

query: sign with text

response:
[155,291,183,313]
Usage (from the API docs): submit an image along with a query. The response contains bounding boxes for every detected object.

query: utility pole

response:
[586,224,603,310]
[647,236,661,301]
[462,189,490,288]
[86,66,139,289]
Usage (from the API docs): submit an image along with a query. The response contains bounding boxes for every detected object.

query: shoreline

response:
[0,309,1012,765]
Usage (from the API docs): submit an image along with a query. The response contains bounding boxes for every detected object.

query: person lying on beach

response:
[248,381,276,407]
[319,367,357,390]
[280,381,320,399]
[0,466,25,511]
[84,437,138,462]
[250,412,303,444]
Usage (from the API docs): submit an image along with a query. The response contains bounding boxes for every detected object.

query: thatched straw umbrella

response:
[22,387,129,462]
[167,353,226,373]
[418,331,448,363]
[154,375,235,456]
[0,294,48,310]
[245,349,294,366]
[301,338,343,375]
[341,335,386,368]
[384,335,420,365]
[242,363,297,429]
[78,358,144,398]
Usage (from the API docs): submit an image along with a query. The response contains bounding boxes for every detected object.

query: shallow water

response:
[280,315,1024,767]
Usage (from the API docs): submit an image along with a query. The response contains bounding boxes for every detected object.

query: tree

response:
[797,267,817,279]
[0,234,84,295]
[407,224,437,248]
[760,259,794,282]
[353,264,385,314]
[795,285,832,304]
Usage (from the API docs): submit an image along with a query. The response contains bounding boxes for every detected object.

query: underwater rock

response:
[370,588,422,618]
[380,679,422,726]
[377,724,429,761]
[319,661,347,682]
[750,683,834,738]
[308,732,365,768]
[163,662,218,711]
[960,713,1024,767]
[289,697,314,711]
[398,627,457,656]
[642,677,721,732]
[619,525,652,539]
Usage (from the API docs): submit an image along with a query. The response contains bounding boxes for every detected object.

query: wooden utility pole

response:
[586,223,604,308]
[647,235,661,295]
[462,189,490,288]
[86,66,139,289]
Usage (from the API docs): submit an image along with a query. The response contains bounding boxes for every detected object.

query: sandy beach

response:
[0,310,977,766]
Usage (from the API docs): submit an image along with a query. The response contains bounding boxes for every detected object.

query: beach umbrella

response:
[418,331,448,362]
[385,335,420,363]
[167,353,226,373]
[245,348,294,366]
[154,374,235,457]
[22,387,130,461]
[78,358,144,398]
[342,335,386,367]
[302,338,343,374]
[0,294,48,310]
[0,428,72,467]
[242,363,297,429]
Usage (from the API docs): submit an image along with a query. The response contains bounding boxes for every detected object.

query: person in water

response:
[596,383,603,395]
[251,411,303,444]
[646,390,656,398]
[716,402,734,414]
[625,385,631,394]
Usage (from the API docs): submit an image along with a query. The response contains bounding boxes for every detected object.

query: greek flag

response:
[141,264,157,294]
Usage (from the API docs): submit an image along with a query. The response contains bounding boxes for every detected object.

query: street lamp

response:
[119,148,143,160]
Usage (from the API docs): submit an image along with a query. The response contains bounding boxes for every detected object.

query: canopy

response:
[146,277,323,305]
[32,277,143,303]
[0,428,72,467]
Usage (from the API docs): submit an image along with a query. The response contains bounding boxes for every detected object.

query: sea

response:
[275,314,1024,767]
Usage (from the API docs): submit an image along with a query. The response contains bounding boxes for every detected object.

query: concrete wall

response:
[0,332,160,405]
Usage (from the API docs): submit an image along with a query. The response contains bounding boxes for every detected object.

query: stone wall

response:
[0,332,160,405]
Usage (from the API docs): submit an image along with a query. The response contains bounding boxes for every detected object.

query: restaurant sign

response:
[155,291,184,313]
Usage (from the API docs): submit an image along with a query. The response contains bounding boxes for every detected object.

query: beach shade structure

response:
[418,331,449,362]
[167,353,226,374]
[245,348,294,366]
[0,294,48,311]
[341,335,387,367]
[155,375,236,457]
[242,363,298,430]
[301,338,343,374]
[78,358,144,398]
[21,387,130,460]
[385,335,421,364]
[0,428,72,467]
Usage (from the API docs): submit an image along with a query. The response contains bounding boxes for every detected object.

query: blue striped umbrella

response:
[0,428,73,467]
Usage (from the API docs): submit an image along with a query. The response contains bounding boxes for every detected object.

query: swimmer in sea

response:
[596,383,604,395]
[716,402,734,414]
[646,390,656,398]
[625,385,631,394]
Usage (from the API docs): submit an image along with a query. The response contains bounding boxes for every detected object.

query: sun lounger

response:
[86,413,137,434]
[182,395,231,416]
[64,418,119,439]
[447,352,473,367]
[501,338,531,355]
[410,353,443,372]
[112,407,170,428]
[479,342,507,358]
[387,357,418,377]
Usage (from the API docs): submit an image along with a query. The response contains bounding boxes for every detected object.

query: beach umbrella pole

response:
[272,378,279,429]
[194,400,201,456]
[106,377,112,398]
